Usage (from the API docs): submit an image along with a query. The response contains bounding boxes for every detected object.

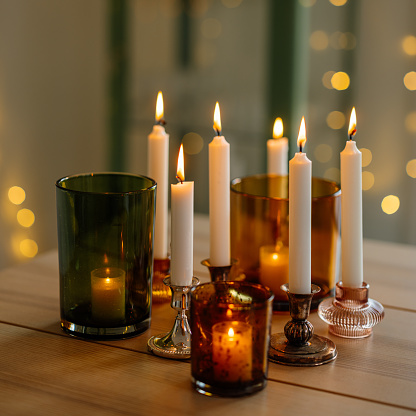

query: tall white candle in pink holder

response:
[289,117,312,294]
[209,102,230,267]
[267,117,288,175]
[340,107,363,287]
[170,144,194,286]
[148,91,169,260]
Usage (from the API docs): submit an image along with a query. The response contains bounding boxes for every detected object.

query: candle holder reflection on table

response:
[148,276,199,359]
[318,282,384,338]
[152,258,171,303]
[201,258,238,282]
[191,281,274,397]
[269,284,337,366]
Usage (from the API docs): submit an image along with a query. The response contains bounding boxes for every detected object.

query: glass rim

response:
[55,172,157,195]
[191,281,274,308]
[230,173,341,201]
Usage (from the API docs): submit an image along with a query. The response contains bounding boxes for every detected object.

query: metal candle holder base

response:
[318,281,384,338]
[269,284,337,366]
[148,276,199,359]
[201,258,236,282]
[152,257,171,303]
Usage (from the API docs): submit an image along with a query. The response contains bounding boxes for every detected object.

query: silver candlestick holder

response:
[269,284,337,366]
[318,281,384,338]
[148,276,199,359]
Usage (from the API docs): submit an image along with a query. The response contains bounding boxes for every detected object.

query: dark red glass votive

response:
[190,281,274,396]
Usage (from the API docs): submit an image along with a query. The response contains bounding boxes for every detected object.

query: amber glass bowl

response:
[230,174,340,311]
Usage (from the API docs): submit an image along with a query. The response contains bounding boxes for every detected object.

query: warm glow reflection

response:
[176,144,185,182]
[310,30,328,50]
[405,111,416,132]
[381,195,400,215]
[362,171,375,191]
[403,71,416,90]
[330,0,348,5]
[348,107,357,138]
[17,209,35,228]
[213,102,222,134]
[326,111,345,130]
[314,144,332,163]
[331,72,350,90]
[324,167,340,182]
[8,186,26,205]
[297,117,307,150]
[360,148,372,167]
[322,71,336,89]
[406,159,416,178]
[228,327,235,338]
[402,35,416,56]
[273,118,283,139]
[183,132,204,155]
[155,91,164,122]
[20,239,38,258]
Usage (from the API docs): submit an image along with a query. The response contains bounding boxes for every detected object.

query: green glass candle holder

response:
[56,173,156,339]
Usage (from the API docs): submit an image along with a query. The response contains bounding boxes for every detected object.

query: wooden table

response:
[1,215,416,415]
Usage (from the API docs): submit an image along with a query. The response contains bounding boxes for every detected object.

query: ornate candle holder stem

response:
[152,257,171,303]
[148,276,199,359]
[201,258,236,282]
[269,284,337,366]
[318,281,384,338]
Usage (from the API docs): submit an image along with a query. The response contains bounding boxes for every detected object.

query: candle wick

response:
[215,128,221,136]
[176,175,183,184]
[156,119,166,126]
[299,143,303,153]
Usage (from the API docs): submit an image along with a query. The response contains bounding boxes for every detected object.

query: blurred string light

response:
[362,171,375,191]
[406,159,416,178]
[8,186,26,205]
[381,195,400,215]
[324,167,340,182]
[322,71,336,89]
[19,239,38,258]
[329,0,348,6]
[403,71,416,90]
[183,132,204,155]
[310,31,329,51]
[17,209,35,228]
[360,148,372,167]
[314,144,332,163]
[201,18,222,39]
[326,111,345,129]
[329,32,356,50]
[402,35,416,56]
[405,111,416,132]
[331,72,350,90]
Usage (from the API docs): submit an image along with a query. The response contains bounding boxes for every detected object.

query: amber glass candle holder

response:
[191,281,274,397]
[231,174,340,311]
[56,173,156,339]
[152,257,171,303]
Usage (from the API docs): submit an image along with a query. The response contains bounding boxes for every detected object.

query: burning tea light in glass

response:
[267,117,289,175]
[91,267,126,324]
[212,321,252,382]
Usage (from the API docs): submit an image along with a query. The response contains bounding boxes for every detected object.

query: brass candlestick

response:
[201,258,236,282]
[318,281,384,338]
[269,284,337,366]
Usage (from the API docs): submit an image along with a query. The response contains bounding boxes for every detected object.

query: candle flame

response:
[155,91,164,122]
[348,107,357,138]
[228,327,235,337]
[176,144,185,183]
[297,117,307,150]
[273,117,284,139]
[213,102,222,135]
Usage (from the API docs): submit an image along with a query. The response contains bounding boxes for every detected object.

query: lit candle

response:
[212,321,252,382]
[289,117,312,294]
[209,102,230,267]
[340,107,363,287]
[267,117,289,175]
[91,267,126,323]
[170,144,194,286]
[259,245,289,297]
[148,91,169,259]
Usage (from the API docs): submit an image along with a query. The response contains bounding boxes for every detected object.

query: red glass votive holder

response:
[191,281,274,397]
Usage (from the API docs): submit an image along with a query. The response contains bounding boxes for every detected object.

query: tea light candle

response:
[171,144,194,286]
[259,245,289,296]
[148,91,169,259]
[289,117,312,294]
[267,117,288,175]
[209,102,231,267]
[340,107,363,287]
[212,321,252,383]
[91,267,126,323]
